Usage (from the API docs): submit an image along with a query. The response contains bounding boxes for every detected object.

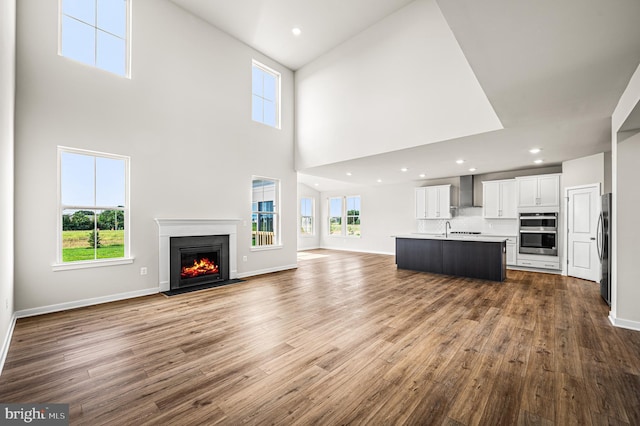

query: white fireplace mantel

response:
[155,218,240,291]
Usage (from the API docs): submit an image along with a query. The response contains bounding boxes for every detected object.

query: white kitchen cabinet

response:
[516,174,560,210]
[483,179,517,219]
[506,237,517,266]
[415,185,451,219]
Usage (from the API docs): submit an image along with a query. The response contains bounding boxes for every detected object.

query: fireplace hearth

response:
[170,235,229,290]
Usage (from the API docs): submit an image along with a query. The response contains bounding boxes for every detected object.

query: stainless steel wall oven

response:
[519,212,558,255]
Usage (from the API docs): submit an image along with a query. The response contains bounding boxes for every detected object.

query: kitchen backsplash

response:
[417,207,518,235]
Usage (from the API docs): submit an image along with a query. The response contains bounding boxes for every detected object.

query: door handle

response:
[596,213,603,260]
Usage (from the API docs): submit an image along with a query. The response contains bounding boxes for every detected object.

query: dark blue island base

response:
[395,237,507,282]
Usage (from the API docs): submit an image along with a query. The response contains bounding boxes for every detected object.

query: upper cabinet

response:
[483,179,517,219]
[415,185,451,219]
[516,174,560,211]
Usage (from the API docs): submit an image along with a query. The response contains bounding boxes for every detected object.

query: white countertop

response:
[393,233,509,243]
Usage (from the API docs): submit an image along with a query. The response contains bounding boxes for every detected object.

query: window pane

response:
[61,208,97,262]
[301,217,312,235]
[263,100,276,127]
[329,217,342,235]
[347,196,360,213]
[252,67,263,97]
[300,198,311,216]
[95,210,125,259]
[96,156,125,207]
[263,73,276,101]
[61,152,94,206]
[329,198,342,217]
[97,0,126,38]
[252,95,264,123]
[61,16,96,67]
[97,30,126,76]
[63,0,96,26]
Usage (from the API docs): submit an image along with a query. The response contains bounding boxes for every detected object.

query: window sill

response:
[251,244,283,252]
[52,257,135,272]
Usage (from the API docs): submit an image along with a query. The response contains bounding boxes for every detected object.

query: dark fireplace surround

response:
[169,235,230,290]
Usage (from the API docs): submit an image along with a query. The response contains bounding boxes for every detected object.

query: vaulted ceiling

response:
[170,0,640,189]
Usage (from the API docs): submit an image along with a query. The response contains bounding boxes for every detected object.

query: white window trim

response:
[53,146,133,271]
[299,197,315,238]
[250,175,282,251]
[57,0,133,78]
[328,195,361,238]
[345,195,362,238]
[251,59,281,129]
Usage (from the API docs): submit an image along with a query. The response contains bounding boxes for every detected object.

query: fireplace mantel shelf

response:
[155,218,240,291]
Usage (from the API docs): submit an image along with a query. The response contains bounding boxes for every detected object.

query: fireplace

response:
[170,235,230,290]
[155,218,239,292]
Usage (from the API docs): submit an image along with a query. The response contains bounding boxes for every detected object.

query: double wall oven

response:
[519,212,558,256]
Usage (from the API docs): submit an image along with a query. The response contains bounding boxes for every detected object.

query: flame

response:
[181,257,219,279]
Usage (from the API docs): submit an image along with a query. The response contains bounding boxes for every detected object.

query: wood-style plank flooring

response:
[1,249,639,425]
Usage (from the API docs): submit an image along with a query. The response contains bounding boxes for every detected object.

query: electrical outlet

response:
[140,267,148,275]
[243,256,248,262]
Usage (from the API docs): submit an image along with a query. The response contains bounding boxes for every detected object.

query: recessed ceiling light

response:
[534,159,544,164]
[400,167,408,172]
[529,148,542,154]
[314,183,319,186]
[469,168,477,172]
[419,174,426,178]
[456,159,465,164]
[377,179,382,183]
[346,172,352,176]
[292,27,302,36]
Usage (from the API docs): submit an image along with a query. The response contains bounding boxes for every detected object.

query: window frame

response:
[328,195,362,238]
[54,146,132,271]
[251,59,281,129]
[58,0,132,78]
[251,176,282,250]
[346,195,361,237]
[328,197,344,236]
[299,197,314,237]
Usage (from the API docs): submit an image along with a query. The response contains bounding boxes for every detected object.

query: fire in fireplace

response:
[170,235,229,290]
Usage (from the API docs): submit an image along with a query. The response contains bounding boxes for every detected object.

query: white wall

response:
[562,153,605,190]
[0,0,16,360]
[297,183,321,251]
[14,0,296,312]
[319,183,416,255]
[611,62,640,329]
[294,0,502,171]
[615,132,640,326]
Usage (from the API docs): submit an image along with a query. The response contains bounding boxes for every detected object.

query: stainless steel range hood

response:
[459,175,475,207]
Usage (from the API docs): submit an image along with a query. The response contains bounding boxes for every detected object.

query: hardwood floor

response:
[1,249,639,425]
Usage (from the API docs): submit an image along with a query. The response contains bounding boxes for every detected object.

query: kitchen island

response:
[394,234,507,282]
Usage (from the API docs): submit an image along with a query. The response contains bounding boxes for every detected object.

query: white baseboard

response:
[237,264,297,279]
[0,313,17,376]
[297,246,320,251]
[15,287,160,319]
[609,314,640,331]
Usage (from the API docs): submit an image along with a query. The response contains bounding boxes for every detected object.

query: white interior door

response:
[567,185,600,281]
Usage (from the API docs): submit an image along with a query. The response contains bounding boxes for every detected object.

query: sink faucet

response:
[445,221,451,238]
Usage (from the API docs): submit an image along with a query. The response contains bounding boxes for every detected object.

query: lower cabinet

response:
[506,237,517,266]
[517,258,560,270]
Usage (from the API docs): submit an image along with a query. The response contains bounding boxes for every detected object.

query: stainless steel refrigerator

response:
[597,193,612,306]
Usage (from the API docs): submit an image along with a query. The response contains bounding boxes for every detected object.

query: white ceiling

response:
[169,0,640,190]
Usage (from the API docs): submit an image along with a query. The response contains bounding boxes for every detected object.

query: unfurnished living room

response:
[1,0,640,424]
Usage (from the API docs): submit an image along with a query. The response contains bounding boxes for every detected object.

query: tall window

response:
[329,197,343,236]
[346,196,361,237]
[328,195,361,237]
[58,147,130,265]
[252,60,280,128]
[60,0,129,77]
[300,197,314,236]
[252,177,280,247]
